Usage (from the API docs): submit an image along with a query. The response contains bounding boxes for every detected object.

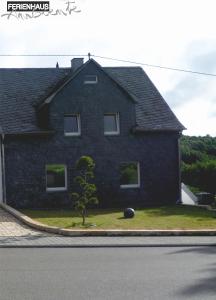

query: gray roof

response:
[0,68,70,133]
[0,62,185,134]
[105,67,185,131]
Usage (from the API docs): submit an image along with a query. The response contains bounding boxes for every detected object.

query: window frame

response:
[84,75,98,84]
[45,164,67,192]
[64,114,81,137]
[120,162,140,189]
[104,113,120,136]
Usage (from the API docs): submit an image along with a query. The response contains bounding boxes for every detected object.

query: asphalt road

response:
[0,247,216,300]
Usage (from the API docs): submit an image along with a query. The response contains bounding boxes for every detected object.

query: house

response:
[0,58,185,208]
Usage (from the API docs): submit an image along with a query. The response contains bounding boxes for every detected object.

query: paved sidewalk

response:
[1,207,216,247]
[0,208,48,237]
[1,234,216,248]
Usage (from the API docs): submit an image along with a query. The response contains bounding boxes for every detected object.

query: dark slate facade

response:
[0,59,185,208]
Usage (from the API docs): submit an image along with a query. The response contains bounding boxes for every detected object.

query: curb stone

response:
[1,243,216,248]
[1,202,216,237]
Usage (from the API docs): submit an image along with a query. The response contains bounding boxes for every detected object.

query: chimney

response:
[71,58,84,72]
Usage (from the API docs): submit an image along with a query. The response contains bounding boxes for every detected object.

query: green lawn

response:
[21,205,216,230]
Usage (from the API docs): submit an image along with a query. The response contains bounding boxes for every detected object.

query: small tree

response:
[71,156,99,225]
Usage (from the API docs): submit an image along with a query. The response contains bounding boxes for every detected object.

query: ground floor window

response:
[46,164,67,192]
[120,162,140,188]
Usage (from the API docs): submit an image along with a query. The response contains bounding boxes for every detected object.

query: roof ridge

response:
[104,66,142,69]
[0,68,70,70]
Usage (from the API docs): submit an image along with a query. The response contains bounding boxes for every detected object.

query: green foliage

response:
[46,164,65,173]
[181,135,216,196]
[71,156,98,225]
[181,149,205,164]
[120,162,138,185]
[182,160,216,194]
[186,185,201,194]
[181,135,216,163]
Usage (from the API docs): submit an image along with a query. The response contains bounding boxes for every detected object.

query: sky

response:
[0,0,216,136]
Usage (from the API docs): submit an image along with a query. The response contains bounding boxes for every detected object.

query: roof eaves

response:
[133,126,186,133]
[5,130,55,136]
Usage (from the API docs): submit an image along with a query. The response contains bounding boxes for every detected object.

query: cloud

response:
[186,40,216,75]
[175,98,216,136]
[163,42,216,136]
[190,51,216,73]
[165,76,206,107]
[165,41,216,104]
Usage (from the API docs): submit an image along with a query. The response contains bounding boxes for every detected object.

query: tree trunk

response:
[82,208,86,225]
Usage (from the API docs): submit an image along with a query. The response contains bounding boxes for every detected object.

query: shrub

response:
[71,156,98,225]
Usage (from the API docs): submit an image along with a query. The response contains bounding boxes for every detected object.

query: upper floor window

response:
[64,114,81,136]
[104,113,120,135]
[120,162,140,189]
[84,75,98,84]
[46,164,67,192]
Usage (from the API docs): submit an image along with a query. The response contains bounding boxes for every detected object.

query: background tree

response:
[182,160,216,197]
[180,135,216,196]
[71,156,98,225]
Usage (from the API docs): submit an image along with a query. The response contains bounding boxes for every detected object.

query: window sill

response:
[64,133,81,137]
[46,187,67,192]
[104,132,120,136]
[84,81,98,84]
[120,184,140,189]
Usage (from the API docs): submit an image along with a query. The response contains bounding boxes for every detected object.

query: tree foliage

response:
[180,135,216,196]
[71,156,98,225]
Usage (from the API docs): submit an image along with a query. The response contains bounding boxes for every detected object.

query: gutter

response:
[0,130,6,204]
[5,130,55,137]
[133,127,185,133]
[177,132,182,204]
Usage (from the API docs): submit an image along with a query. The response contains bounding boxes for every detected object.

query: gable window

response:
[64,114,81,136]
[46,164,67,192]
[84,75,98,84]
[104,113,120,135]
[120,162,140,188]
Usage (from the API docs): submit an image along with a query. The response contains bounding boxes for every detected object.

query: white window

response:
[84,75,98,84]
[46,164,67,192]
[104,113,120,135]
[64,114,81,136]
[120,162,140,189]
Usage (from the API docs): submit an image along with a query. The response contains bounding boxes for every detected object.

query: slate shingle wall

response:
[4,63,181,208]
[4,132,180,208]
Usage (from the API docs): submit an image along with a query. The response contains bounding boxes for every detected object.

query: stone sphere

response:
[124,208,135,218]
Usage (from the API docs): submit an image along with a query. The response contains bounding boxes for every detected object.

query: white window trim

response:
[120,162,140,189]
[64,114,81,137]
[46,165,67,192]
[84,75,98,84]
[104,113,120,136]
